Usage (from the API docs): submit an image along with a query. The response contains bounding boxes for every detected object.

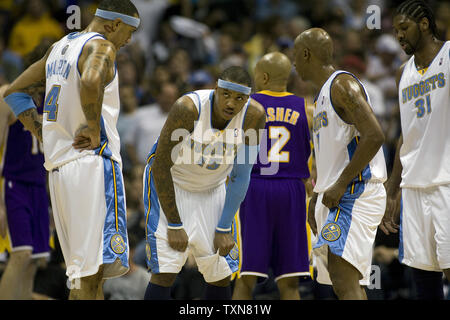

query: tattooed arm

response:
[2,45,52,143]
[151,96,198,252]
[73,39,116,150]
[321,73,385,209]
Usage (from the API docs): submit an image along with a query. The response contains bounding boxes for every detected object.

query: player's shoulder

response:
[83,37,116,54]
[248,98,266,119]
[331,73,362,97]
[183,89,213,102]
[171,94,199,119]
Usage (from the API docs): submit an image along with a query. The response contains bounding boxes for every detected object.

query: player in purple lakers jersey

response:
[0,42,51,299]
[232,52,311,300]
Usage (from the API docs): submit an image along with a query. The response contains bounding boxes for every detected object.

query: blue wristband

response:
[4,92,37,117]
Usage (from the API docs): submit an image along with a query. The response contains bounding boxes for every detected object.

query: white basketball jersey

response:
[170,90,249,192]
[43,32,121,171]
[312,70,387,193]
[398,41,450,188]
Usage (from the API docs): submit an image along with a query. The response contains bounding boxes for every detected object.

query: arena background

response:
[0,0,448,300]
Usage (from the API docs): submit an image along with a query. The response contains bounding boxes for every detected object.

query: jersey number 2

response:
[268,126,290,163]
[44,85,61,121]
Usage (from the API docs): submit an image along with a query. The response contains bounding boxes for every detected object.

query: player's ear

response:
[303,47,310,60]
[263,72,269,84]
[418,17,429,33]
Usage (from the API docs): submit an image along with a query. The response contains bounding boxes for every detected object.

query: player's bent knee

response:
[150,273,178,287]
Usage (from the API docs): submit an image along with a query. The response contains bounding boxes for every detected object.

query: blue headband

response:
[218,79,251,95]
[95,9,140,28]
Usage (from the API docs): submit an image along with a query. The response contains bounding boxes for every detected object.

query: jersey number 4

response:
[44,85,61,121]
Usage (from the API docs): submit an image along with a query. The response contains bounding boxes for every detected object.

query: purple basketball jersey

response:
[2,105,46,185]
[251,91,310,179]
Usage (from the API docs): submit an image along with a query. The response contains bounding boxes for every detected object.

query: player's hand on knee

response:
[167,228,189,252]
[213,232,235,256]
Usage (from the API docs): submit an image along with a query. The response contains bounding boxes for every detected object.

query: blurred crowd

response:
[0,0,449,300]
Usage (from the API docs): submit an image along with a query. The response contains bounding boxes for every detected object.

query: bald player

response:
[294,29,387,299]
[232,52,311,300]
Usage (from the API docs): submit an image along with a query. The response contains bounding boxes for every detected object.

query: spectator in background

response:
[131,0,169,73]
[188,69,215,91]
[117,55,146,105]
[168,48,192,92]
[79,1,96,30]
[0,34,23,85]
[340,55,386,129]
[117,85,140,175]
[8,0,63,57]
[152,20,180,66]
[103,233,150,300]
[366,34,403,100]
[366,34,405,170]
[435,1,450,40]
[123,82,179,166]
[253,0,300,21]
[143,63,171,103]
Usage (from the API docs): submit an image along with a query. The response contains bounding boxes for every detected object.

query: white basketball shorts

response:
[313,181,386,286]
[143,155,239,283]
[48,155,129,281]
[399,184,450,271]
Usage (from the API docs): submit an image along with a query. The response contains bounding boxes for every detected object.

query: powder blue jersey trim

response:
[314,181,366,256]
[143,142,160,273]
[94,116,112,158]
[398,198,404,263]
[102,157,129,268]
[346,136,372,182]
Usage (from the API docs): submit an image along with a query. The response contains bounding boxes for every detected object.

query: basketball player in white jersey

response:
[143,66,266,300]
[2,0,140,299]
[294,28,387,299]
[381,0,450,299]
